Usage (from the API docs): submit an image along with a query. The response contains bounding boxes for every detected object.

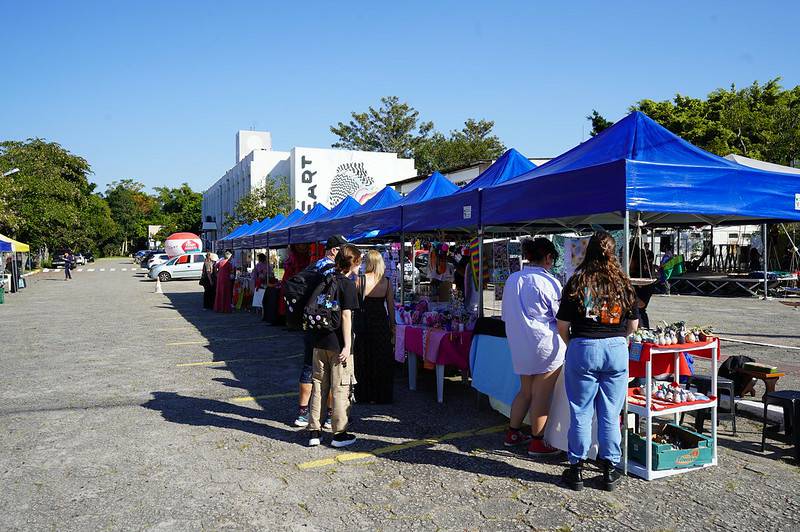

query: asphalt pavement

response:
[1,259,799,531]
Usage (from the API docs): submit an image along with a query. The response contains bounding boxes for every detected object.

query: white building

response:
[202,131,416,243]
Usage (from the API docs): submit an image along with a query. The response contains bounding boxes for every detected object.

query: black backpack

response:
[284,262,335,330]
[303,274,343,332]
[719,355,756,396]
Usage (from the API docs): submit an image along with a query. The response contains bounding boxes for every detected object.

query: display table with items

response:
[625,333,720,480]
[394,297,476,403]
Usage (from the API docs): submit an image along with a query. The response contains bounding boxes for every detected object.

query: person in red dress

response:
[213,250,234,313]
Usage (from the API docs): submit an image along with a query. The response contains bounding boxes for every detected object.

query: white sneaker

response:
[308,430,321,447]
[331,432,357,448]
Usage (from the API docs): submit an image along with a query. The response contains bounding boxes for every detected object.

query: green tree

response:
[153,183,203,236]
[413,119,506,174]
[331,96,434,158]
[104,179,159,253]
[0,138,93,251]
[591,78,800,167]
[78,194,118,254]
[224,177,291,232]
[587,110,614,136]
[331,97,506,174]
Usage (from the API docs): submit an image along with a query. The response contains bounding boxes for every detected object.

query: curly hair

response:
[564,231,636,315]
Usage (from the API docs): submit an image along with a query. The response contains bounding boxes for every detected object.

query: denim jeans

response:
[564,336,628,464]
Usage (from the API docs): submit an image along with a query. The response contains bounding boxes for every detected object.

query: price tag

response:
[463,205,472,219]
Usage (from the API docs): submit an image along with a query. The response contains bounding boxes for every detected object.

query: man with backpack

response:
[286,235,348,428]
[305,243,362,448]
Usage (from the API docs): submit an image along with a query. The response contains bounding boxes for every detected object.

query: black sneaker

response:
[601,459,622,491]
[331,432,357,448]
[308,430,321,447]
[561,460,584,491]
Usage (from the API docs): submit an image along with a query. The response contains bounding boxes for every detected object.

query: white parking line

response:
[88,268,95,272]
[43,268,50,272]
[110,268,116,271]
[77,269,84,272]
[121,268,127,271]
[99,268,106,272]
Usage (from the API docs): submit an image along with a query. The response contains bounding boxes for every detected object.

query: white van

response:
[148,252,217,282]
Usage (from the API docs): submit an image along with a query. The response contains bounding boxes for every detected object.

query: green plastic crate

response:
[628,423,713,470]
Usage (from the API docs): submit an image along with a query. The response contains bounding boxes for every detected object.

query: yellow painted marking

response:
[176,353,303,367]
[230,391,299,403]
[166,334,280,346]
[157,324,239,332]
[296,424,506,470]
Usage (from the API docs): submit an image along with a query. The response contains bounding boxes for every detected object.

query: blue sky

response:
[2,1,798,193]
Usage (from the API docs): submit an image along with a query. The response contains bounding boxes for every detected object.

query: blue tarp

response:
[271,204,329,247]
[482,111,800,227]
[0,240,11,252]
[291,196,362,244]
[252,214,285,248]
[403,149,536,231]
[352,172,459,238]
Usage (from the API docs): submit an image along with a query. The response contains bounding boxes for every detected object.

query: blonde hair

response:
[364,249,385,279]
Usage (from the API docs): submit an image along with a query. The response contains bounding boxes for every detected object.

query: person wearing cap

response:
[293,235,349,429]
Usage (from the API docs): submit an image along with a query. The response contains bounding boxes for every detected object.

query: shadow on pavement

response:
[141,289,538,481]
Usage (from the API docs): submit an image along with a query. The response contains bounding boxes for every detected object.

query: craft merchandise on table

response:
[624,323,721,481]
[393,295,477,403]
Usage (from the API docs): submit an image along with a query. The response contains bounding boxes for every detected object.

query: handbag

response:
[252,287,266,308]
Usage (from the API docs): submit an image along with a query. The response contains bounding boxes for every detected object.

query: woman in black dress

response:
[354,250,396,404]
[200,252,216,309]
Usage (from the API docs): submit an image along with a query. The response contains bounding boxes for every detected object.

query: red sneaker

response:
[527,437,561,456]
[504,428,533,447]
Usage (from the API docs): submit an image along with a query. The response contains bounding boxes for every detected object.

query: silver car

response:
[148,253,217,282]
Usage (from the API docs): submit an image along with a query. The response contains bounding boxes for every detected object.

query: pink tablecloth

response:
[394,325,473,370]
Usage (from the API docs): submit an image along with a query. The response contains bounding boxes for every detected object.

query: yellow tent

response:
[0,234,30,253]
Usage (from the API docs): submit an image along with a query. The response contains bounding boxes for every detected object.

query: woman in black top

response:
[556,231,639,492]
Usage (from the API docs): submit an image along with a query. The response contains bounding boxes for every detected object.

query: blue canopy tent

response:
[262,209,305,248]
[402,148,536,232]
[270,204,329,248]
[233,215,277,249]
[218,222,253,249]
[351,172,459,239]
[346,186,403,241]
[290,196,362,244]
[252,213,286,248]
[0,240,11,252]
[482,112,800,229]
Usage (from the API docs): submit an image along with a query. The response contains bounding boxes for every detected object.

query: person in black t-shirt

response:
[555,231,639,492]
[307,244,362,449]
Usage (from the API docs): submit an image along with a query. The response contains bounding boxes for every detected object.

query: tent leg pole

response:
[623,212,630,277]
[478,227,484,318]
[622,210,630,476]
[400,232,405,306]
[763,223,769,300]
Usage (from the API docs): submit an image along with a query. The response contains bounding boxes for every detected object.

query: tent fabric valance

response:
[0,234,30,252]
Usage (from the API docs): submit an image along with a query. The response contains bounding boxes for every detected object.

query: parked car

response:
[148,252,217,282]
[51,250,70,269]
[83,251,95,263]
[133,250,149,263]
[138,249,165,266]
[146,253,172,270]
[73,253,86,266]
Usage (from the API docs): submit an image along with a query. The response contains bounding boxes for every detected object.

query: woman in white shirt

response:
[501,238,565,456]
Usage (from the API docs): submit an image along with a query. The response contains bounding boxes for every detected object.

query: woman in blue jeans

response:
[556,231,639,492]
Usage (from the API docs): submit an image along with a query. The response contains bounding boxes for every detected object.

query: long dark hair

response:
[565,231,636,314]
